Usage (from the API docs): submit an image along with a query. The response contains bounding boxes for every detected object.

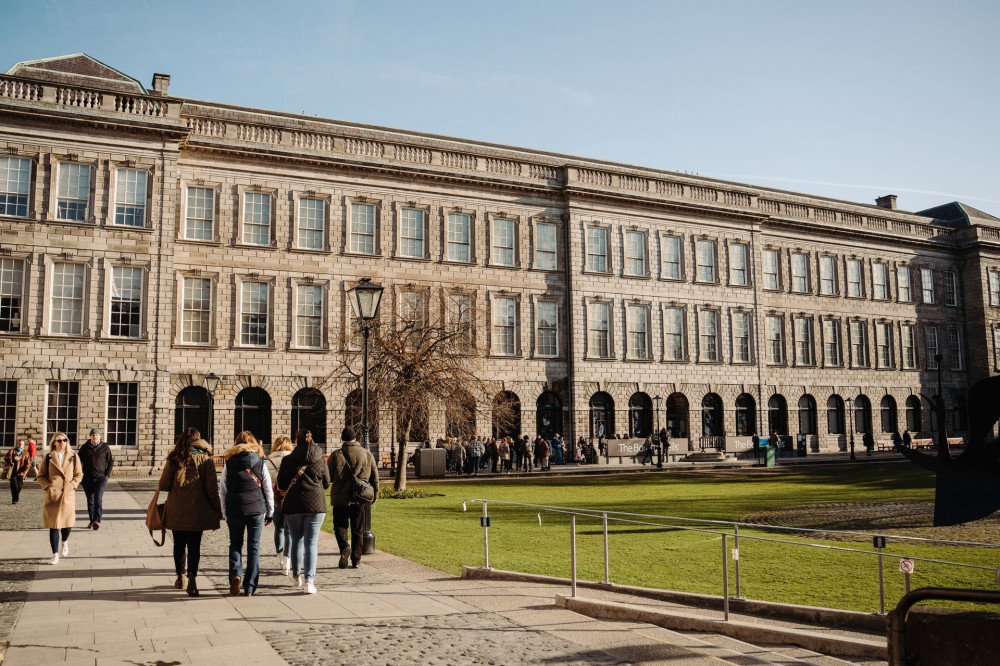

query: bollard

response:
[877,542,885,614]
[722,533,730,621]
[733,525,741,599]
[602,512,610,584]
[483,501,490,569]
[905,570,911,595]
[570,514,577,598]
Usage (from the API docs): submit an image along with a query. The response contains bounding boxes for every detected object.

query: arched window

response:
[346,388,379,443]
[768,395,788,436]
[589,392,614,439]
[235,387,272,445]
[854,395,872,434]
[665,393,689,439]
[735,393,756,436]
[628,392,653,438]
[798,395,817,435]
[291,388,327,444]
[446,392,477,440]
[905,395,922,433]
[880,395,898,434]
[827,395,845,435]
[701,393,723,437]
[492,391,521,440]
[535,392,562,439]
[952,395,967,431]
[175,386,211,443]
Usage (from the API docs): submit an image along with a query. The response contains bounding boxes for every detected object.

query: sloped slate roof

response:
[6,54,147,94]
[916,202,1000,228]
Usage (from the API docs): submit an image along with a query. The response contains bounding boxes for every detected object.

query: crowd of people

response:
[412,434,606,475]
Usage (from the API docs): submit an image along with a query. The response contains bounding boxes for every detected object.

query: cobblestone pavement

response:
[0,484,42,656]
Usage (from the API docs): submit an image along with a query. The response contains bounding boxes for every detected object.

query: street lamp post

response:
[347,277,384,555]
[204,372,220,447]
[846,396,856,461]
[653,395,663,469]
[934,353,950,461]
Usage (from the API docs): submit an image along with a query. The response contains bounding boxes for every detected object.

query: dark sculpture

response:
[895,377,1000,526]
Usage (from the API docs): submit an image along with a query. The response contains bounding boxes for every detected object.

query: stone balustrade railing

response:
[0,77,43,101]
[0,74,180,120]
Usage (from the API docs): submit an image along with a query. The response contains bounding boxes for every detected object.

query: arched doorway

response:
[905,395,922,433]
[589,392,614,439]
[665,393,688,439]
[768,395,788,436]
[827,395,845,435]
[854,395,872,434]
[346,388,379,444]
[446,392,476,440]
[735,393,756,436]
[175,386,211,443]
[492,391,521,440]
[798,395,817,435]
[628,392,653,438]
[291,388,327,444]
[701,393,723,437]
[880,395,897,434]
[235,387,272,445]
[536,392,562,439]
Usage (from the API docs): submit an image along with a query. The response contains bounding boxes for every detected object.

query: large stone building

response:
[2,54,999,468]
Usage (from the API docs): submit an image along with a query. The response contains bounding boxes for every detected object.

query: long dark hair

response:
[168,427,200,468]
[295,429,322,463]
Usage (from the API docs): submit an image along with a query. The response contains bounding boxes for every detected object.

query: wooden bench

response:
[912,438,934,450]
[877,439,895,452]
[380,450,392,469]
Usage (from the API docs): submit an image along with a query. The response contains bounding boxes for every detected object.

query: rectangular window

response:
[820,256,837,295]
[921,267,936,304]
[700,309,720,361]
[989,270,1000,307]
[695,240,716,282]
[851,321,869,368]
[662,235,682,279]
[824,320,841,367]
[948,327,963,370]
[181,277,212,344]
[624,231,647,276]
[446,213,471,262]
[873,263,889,300]
[0,381,15,448]
[995,328,1000,369]
[114,168,148,227]
[398,207,425,258]
[901,325,916,369]
[240,281,270,346]
[791,253,809,292]
[492,296,516,356]
[663,307,685,361]
[763,249,779,290]
[0,258,25,333]
[242,192,272,246]
[57,163,91,221]
[586,227,608,272]
[492,218,515,266]
[47,381,79,446]
[534,222,557,270]
[350,203,376,255]
[627,304,650,359]
[106,382,138,447]
[588,302,610,358]
[447,294,473,345]
[795,318,813,365]
[0,156,31,217]
[944,271,958,307]
[766,315,784,364]
[297,198,325,251]
[897,265,912,302]
[536,300,558,357]
[733,311,751,363]
[876,322,893,368]
[185,186,215,241]
[346,306,363,351]
[296,284,324,348]
[50,263,85,336]
[729,244,749,286]
[925,325,939,369]
[110,266,143,338]
[399,291,427,330]
[847,259,863,298]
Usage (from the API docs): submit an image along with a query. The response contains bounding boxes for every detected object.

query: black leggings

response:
[49,528,71,553]
[10,476,23,503]
[172,530,203,577]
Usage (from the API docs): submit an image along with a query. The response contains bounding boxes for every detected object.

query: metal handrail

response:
[887,587,1000,665]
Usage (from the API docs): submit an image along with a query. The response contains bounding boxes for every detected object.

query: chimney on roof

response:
[151,73,170,96]
[875,194,898,210]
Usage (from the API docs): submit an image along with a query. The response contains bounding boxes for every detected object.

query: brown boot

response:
[174,574,185,590]
[187,577,199,597]
[230,576,241,596]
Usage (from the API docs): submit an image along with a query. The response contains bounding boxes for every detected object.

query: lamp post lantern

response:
[204,372,220,447]
[846,396,856,461]
[653,395,663,469]
[347,277,384,555]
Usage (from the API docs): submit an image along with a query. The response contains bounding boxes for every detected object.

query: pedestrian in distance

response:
[523,437,534,472]
[488,438,499,473]
[266,435,294,575]
[902,430,912,448]
[751,433,760,465]
[220,431,273,597]
[79,427,114,530]
[640,436,654,465]
[575,437,584,465]
[891,430,903,451]
[452,439,466,474]
[327,427,379,570]
[469,438,483,476]
[278,429,330,594]
[158,428,222,597]
[5,440,31,504]
[26,436,37,476]
[537,436,550,471]
[37,432,83,565]
[498,437,510,473]
[863,430,875,456]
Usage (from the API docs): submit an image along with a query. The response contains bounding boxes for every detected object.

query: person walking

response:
[267,435,294,575]
[863,430,875,456]
[575,437,584,465]
[158,428,221,596]
[37,432,83,565]
[639,436,654,465]
[469,438,483,476]
[5,441,31,504]
[537,436,550,471]
[498,438,510,474]
[26,436,37,475]
[488,438,499,473]
[452,439,466,475]
[523,437,534,472]
[220,431,273,597]
[328,427,378,569]
[79,427,114,530]
[278,429,329,594]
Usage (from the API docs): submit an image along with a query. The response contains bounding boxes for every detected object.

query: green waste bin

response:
[764,445,776,468]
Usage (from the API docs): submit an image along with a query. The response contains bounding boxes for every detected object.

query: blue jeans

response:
[272,501,291,556]
[285,512,325,582]
[227,513,264,594]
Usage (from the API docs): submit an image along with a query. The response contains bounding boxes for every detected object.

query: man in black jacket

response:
[328,427,378,569]
[79,428,113,530]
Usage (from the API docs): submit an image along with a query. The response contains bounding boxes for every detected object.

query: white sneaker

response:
[289,573,302,587]
[61,541,68,557]
[49,553,59,565]
[304,581,317,594]
[277,553,284,568]
[283,558,291,576]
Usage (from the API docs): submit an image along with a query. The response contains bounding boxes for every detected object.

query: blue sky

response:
[4,0,999,215]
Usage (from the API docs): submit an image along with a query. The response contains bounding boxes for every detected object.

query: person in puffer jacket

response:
[220,431,273,597]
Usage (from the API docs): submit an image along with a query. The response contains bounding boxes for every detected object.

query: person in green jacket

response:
[327,427,379,569]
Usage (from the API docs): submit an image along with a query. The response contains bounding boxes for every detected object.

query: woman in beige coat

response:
[37,432,84,565]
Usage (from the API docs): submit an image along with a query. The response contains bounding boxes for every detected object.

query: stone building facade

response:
[2,55,999,469]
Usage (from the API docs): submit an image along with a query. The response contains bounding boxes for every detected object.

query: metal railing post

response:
[905,571,911,595]
[570,513,578,597]
[602,512,610,584]
[482,501,490,569]
[733,525,741,598]
[877,540,885,614]
[722,533,730,621]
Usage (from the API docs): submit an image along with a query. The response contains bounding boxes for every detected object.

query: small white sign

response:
[732,548,739,561]
[899,559,915,574]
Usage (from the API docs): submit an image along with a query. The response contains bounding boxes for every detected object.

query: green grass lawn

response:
[347,463,1000,613]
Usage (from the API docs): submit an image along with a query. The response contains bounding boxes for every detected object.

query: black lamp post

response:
[653,395,663,468]
[204,372,220,447]
[347,277,384,555]
[934,353,950,461]
[847,396,856,461]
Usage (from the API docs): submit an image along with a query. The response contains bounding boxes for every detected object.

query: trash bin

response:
[764,445,776,468]
[415,448,446,477]
[797,434,807,457]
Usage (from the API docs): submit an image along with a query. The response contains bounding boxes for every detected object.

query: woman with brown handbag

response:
[37,432,84,565]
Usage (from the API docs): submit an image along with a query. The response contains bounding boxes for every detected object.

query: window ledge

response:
[585,356,617,362]
[234,241,278,251]
[0,332,30,339]
[693,280,720,285]
[732,361,755,366]
[661,358,690,363]
[697,360,724,365]
[392,255,432,263]
[489,353,523,359]
[43,217,97,228]
[287,346,331,354]
[178,237,223,247]
[37,333,91,341]
[582,268,613,276]
[531,355,563,361]
[233,344,277,351]
[441,258,475,266]
[818,292,840,298]
[288,246,331,255]
[106,224,154,234]
[488,263,522,271]
[528,266,560,273]
[98,336,150,344]
[172,342,220,350]
[658,276,686,282]
[621,273,652,280]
